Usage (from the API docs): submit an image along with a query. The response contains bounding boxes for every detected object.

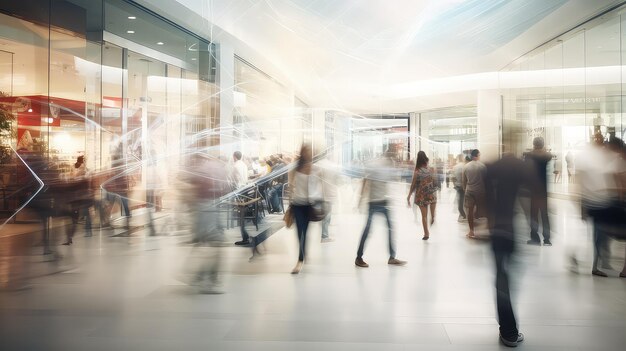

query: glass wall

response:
[501,7,626,194]
[234,56,305,159]
[0,0,305,218]
[419,106,478,163]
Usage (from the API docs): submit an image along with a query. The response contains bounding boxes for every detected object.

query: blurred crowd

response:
[2,133,625,346]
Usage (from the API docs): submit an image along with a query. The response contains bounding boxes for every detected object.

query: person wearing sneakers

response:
[355,151,406,268]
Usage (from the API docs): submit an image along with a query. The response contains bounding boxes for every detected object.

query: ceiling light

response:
[191,58,197,61]
[157,42,164,45]
[27,108,33,113]
[127,30,135,34]
[128,16,136,19]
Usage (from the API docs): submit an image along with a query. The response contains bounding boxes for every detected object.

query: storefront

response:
[0,0,303,217]
[501,6,626,194]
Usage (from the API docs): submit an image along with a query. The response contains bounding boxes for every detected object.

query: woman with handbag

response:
[288,144,316,274]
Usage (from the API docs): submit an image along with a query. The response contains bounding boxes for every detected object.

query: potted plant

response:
[0,91,16,164]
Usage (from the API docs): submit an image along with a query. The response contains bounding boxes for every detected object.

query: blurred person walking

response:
[463,149,487,238]
[186,154,229,293]
[318,155,339,243]
[524,137,552,246]
[355,151,406,268]
[484,152,533,347]
[577,135,626,277]
[452,154,468,221]
[232,151,253,246]
[407,151,438,240]
[287,144,318,274]
[62,155,94,245]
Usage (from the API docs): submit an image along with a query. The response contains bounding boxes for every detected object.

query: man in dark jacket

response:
[485,152,537,347]
[524,137,552,246]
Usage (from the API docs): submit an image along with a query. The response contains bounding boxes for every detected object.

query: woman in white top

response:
[288,144,314,274]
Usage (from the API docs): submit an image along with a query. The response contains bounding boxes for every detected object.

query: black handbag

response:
[308,200,329,222]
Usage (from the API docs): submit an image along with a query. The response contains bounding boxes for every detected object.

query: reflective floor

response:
[1,186,625,350]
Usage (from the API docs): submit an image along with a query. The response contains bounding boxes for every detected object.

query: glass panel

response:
[234,57,296,159]
[585,16,620,141]
[48,0,103,175]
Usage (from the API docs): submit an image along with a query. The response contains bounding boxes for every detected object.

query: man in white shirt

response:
[232,151,249,189]
[355,152,407,268]
[232,151,252,246]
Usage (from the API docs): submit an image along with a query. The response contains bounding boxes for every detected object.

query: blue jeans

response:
[292,204,311,262]
[357,201,396,259]
[321,203,332,239]
[269,184,283,212]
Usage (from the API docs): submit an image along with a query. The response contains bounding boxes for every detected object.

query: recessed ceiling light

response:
[128,16,136,19]
[191,58,197,61]
[127,30,135,34]
[157,42,164,45]
[27,108,33,113]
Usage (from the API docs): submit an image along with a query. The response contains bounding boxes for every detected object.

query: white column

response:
[217,42,235,156]
[311,108,326,155]
[408,112,419,160]
[477,90,502,163]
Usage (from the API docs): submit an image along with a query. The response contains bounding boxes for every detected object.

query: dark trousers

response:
[491,236,518,340]
[292,204,311,262]
[269,184,283,212]
[586,206,613,269]
[357,201,396,259]
[530,195,550,241]
[455,186,466,217]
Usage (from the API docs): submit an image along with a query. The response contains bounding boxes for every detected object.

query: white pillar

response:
[477,90,502,163]
[311,108,326,154]
[409,112,419,160]
[217,42,235,155]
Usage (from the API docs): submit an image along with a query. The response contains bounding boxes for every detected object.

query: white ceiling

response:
[144,0,623,113]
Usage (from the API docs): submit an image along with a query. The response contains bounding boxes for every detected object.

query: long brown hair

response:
[296,144,312,172]
[415,151,429,170]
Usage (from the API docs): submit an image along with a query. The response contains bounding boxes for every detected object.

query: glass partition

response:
[501,8,626,194]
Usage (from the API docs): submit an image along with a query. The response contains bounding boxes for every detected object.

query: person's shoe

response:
[457,215,467,222]
[388,258,407,266]
[321,237,334,243]
[543,239,552,246]
[422,236,429,240]
[61,241,72,246]
[619,272,626,278]
[291,261,303,274]
[592,269,608,277]
[355,257,369,268]
[235,240,250,246]
[527,239,541,246]
[500,332,524,347]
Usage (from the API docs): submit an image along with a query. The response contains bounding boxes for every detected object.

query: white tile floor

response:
[1,185,625,350]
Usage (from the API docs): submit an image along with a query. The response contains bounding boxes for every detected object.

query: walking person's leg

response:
[492,237,521,346]
[292,205,309,273]
[592,217,608,277]
[456,187,466,219]
[381,204,396,259]
[528,198,541,244]
[419,205,429,239]
[430,202,437,225]
[540,196,551,245]
[321,203,332,241]
[356,204,375,267]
